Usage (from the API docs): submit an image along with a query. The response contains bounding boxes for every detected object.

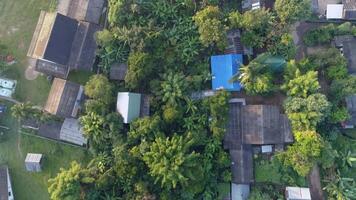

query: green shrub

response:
[327,65,348,80]
[330,106,350,123]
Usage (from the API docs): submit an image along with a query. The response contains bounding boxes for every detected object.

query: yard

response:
[0,0,57,105]
[0,101,90,200]
[0,0,91,199]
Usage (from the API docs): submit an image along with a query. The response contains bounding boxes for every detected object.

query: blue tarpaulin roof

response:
[211,54,243,91]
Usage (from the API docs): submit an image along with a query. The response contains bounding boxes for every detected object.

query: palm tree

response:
[161,72,187,107]
[323,170,356,200]
[339,150,356,168]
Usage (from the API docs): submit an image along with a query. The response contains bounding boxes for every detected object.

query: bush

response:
[330,106,350,124]
[327,65,348,81]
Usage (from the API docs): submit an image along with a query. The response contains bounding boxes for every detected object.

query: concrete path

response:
[25,58,39,80]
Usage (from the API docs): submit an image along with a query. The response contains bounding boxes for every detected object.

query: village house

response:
[313,0,356,20]
[223,100,293,200]
[116,92,150,124]
[57,0,105,24]
[44,78,84,118]
[27,12,100,78]
[0,166,14,200]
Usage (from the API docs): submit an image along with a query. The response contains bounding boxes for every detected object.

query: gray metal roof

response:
[38,120,62,140]
[346,95,356,126]
[35,59,69,79]
[57,0,105,24]
[67,22,100,71]
[60,118,87,146]
[230,145,253,184]
[109,63,128,80]
[225,103,293,146]
[0,166,8,200]
[25,153,43,163]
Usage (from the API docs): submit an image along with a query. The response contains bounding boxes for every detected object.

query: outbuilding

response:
[326,4,344,19]
[211,54,243,91]
[25,153,43,172]
[116,92,150,123]
[285,187,311,200]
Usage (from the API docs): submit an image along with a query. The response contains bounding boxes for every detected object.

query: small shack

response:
[285,187,311,200]
[117,92,142,123]
[0,166,14,200]
[60,118,87,146]
[211,54,243,91]
[25,153,43,172]
[326,4,344,19]
[109,63,128,81]
[116,92,150,124]
[44,78,83,118]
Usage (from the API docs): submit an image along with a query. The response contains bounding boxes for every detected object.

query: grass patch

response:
[0,102,90,200]
[68,70,95,85]
[217,182,230,200]
[0,0,53,105]
[254,157,282,184]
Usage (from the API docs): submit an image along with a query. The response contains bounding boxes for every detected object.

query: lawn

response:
[0,101,90,200]
[0,0,57,105]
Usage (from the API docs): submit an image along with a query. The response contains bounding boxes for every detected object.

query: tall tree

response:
[275,0,311,23]
[282,70,320,98]
[277,131,323,176]
[48,162,94,200]
[193,6,227,50]
[84,75,113,105]
[143,134,202,190]
[284,93,330,131]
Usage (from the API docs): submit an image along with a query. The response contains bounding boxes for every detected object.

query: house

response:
[333,35,356,74]
[57,0,105,24]
[44,78,84,118]
[27,12,100,78]
[285,187,311,200]
[37,118,87,146]
[0,166,14,200]
[211,54,243,91]
[109,63,128,81]
[25,153,43,172]
[345,95,356,128]
[116,92,150,123]
[316,0,356,20]
[224,100,293,199]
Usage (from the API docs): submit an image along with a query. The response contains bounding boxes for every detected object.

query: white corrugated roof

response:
[286,187,311,200]
[25,153,42,163]
[116,92,141,123]
[327,4,344,19]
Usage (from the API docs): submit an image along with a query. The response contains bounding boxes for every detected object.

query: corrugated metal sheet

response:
[211,54,242,91]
